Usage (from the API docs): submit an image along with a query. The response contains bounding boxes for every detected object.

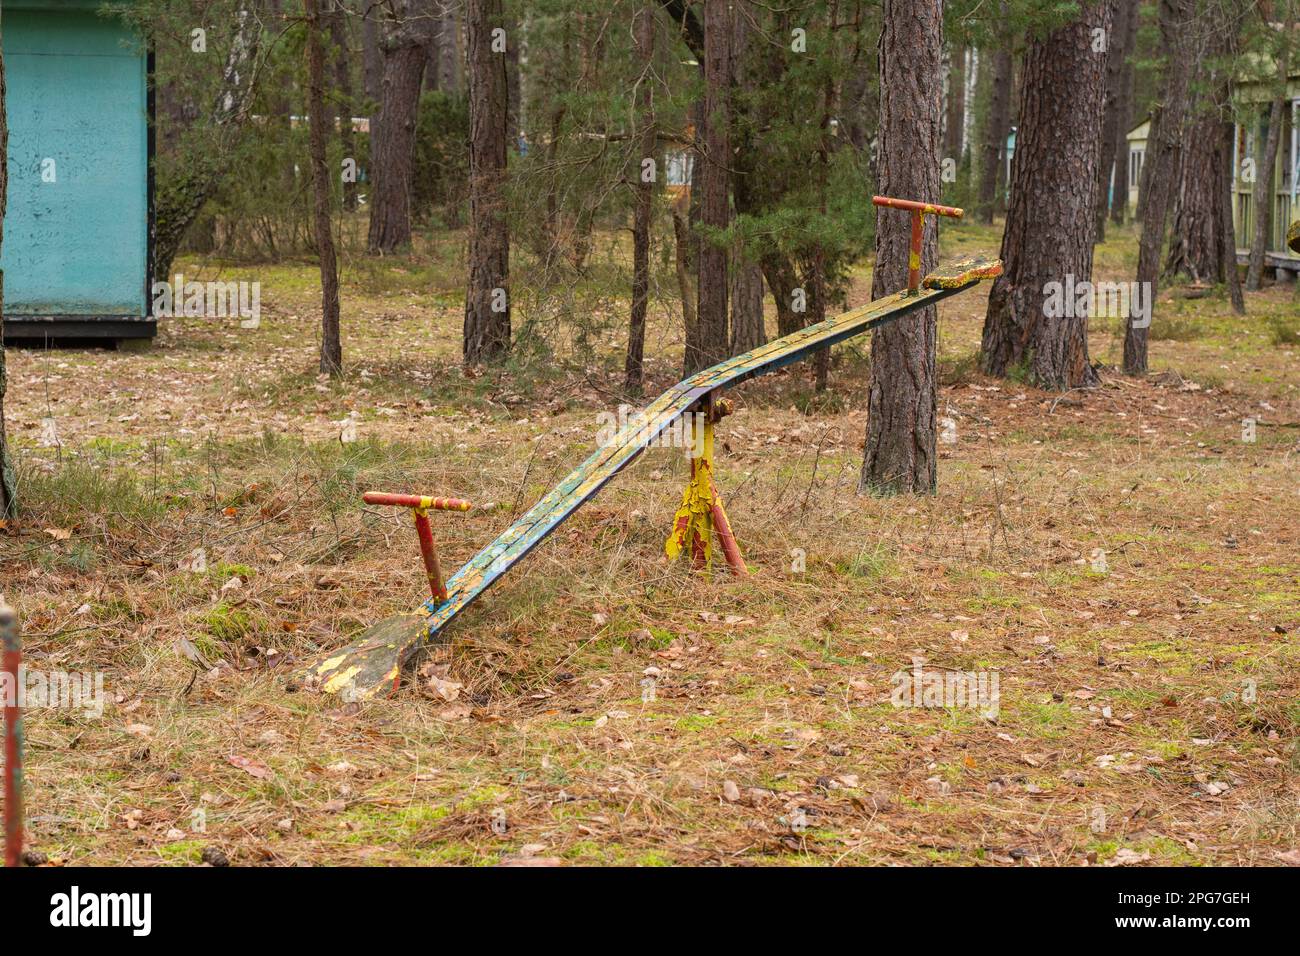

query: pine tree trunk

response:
[807,254,830,392]
[760,252,803,338]
[1167,111,1227,283]
[672,195,697,339]
[1246,3,1294,290]
[810,33,837,393]
[463,0,511,363]
[0,12,17,516]
[437,2,461,92]
[1135,106,1161,226]
[730,257,766,355]
[981,1,1111,391]
[329,6,359,212]
[860,0,943,496]
[1108,0,1139,225]
[726,0,766,359]
[305,0,342,376]
[427,5,447,91]
[363,5,383,106]
[684,0,730,376]
[1166,8,1242,291]
[505,13,522,150]
[1219,117,1247,313]
[944,43,967,165]
[1245,99,1284,290]
[625,2,655,395]
[367,1,432,254]
[539,103,566,270]
[976,37,1013,224]
[1095,0,1136,242]
[1129,0,1194,375]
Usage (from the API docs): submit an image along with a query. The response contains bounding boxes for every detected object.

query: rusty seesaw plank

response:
[297,256,1003,701]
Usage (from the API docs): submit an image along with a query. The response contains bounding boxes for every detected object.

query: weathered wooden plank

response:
[297,257,1003,701]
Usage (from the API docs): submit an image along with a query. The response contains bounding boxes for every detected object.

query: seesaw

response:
[297,196,1003,701]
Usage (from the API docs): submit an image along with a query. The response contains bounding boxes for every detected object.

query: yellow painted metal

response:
[665,414,715,565]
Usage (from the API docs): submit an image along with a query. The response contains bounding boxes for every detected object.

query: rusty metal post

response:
[1,604,22,868]
[709,494,748,575]
[871,195,964,295]
[908,208,923,293]
[411,509,448,602]
[665,392,747,575]
[363,492,472,604]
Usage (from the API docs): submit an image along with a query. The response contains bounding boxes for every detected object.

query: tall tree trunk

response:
[730,257,766,355]
[505,13,522,150]
[363,4,383,107]
[1245,2,1294,291]
[1135,106,1161,225]
[807,255,830,391]
[810,10,838,393]
[1165,12,1243,291]
[976,34,1013,224]
[760,252,803,337]
[625,2,656,395]
[268,0,298,200]
[329,5,359,212]
[860,0,943,496]
[684,0,731,376]
[1129,0,1194,375]
[1167,111,1229,283]
[944,42,967,165]
[672,195,698,340]
[536,19,572,272]
[842,66,872,152]
[1245,98,1285,289]
[1108,0,1140,224]
[463,0,511,363]
[1095,0,1136,242]
[305,0,342,376]
[726,0,765,358]
[981,1,1112,390]
[425,16,442,91]
[1220,117,1247,313]
[0,11,17,516]
[437,1,462,91]
[367,1,432,254]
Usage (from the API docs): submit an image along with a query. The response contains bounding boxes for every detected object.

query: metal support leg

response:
[665,392,747,575]
[363,492,471,605]
[1,605,23,868]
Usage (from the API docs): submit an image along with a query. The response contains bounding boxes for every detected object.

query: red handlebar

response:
[872,195,964,294]
[871,195,963,218]
[363,492,473,512]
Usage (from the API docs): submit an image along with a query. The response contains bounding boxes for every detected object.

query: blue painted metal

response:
[302,257,1003,700]
[1,1,149,323]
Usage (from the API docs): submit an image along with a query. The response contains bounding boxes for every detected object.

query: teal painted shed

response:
[2,0,153,342]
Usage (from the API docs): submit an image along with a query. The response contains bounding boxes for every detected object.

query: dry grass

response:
[1,221,1298,866]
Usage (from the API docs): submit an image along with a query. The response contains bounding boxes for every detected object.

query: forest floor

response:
[2,220,1299,866]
